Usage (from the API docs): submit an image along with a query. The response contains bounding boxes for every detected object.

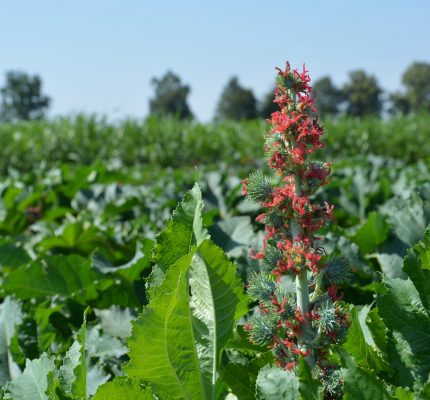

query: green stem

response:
[291,174,310,323]
[287,92,314,364]
[311,270,325,303]
[292,169,314,364]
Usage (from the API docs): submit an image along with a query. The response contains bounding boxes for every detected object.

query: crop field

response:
[0,112,429,399]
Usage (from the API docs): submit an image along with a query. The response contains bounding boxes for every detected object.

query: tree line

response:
[1,62,429,123]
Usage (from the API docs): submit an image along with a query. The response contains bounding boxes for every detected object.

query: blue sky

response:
[0,0,429,121]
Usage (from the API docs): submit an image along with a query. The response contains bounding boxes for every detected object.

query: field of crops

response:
[0,115,430,399]
[1,114,430,174]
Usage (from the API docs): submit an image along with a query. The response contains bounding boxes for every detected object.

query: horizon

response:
[1,0,429,122]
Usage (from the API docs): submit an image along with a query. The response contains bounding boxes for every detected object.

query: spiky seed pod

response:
[315,300,339,333]
[272,344,295,367]
[323,258,350,286]
[264,134,288,158]
[319,366,343,399]
[245,171,272,203]
[249,314,278,346]
[257,213,284,229]
[273,288,295,319]
[302,162,331,194]
[261,245,283,271]
[272,343,287,360]
[248,273,277,303]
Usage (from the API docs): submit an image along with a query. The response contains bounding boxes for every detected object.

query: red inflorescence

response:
[243,62,333,282]
[242,62,349,372]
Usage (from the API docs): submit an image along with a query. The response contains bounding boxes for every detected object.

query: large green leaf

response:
[125,253,206,399]
[372,253,405,279]
[152,183,208,273]
[189,239,247,398]
[366,307,388,356]
[352,212,390,254]
[343,306,391,373]
[93,377,154,400]
[218,363,256,400]
[0,242,30,270]
[377,277,430,385]
[5,353,54,400]
[341,362,390,400]
[2,255,102,302]
[59,311,87,399]
[125,184,219,398]
[380,189,430,247]
[402,226,430,309]
[126,238,246,399]
[255,365,299,400]
[0,297,23,385]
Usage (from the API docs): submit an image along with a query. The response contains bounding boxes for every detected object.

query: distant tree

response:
[391,62,430,114]
[149,71,192,119]
[389,91,410,115]
[215,76,257,121]
[343,70,383,117]
[259,87,278,119]
[313,76,344,118]
[0,71,51,122]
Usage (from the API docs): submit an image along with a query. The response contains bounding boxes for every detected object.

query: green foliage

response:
[215,77,257,121]
[297,357,323,400]
[341,357,390,400]
[0,71,50,122]
[343,70,383,117]
[403,229,430,308]
[149,70,193,119]
[377,276,430,386]
[340,226,430,397]
[343,306,390,373]
[3,255,100,302]
[4,353,54,400]
[218,362,256,400]
[0,114,429,398]
[0,115,430,174]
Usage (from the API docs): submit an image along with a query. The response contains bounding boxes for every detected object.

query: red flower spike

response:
[243,62,349,379]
